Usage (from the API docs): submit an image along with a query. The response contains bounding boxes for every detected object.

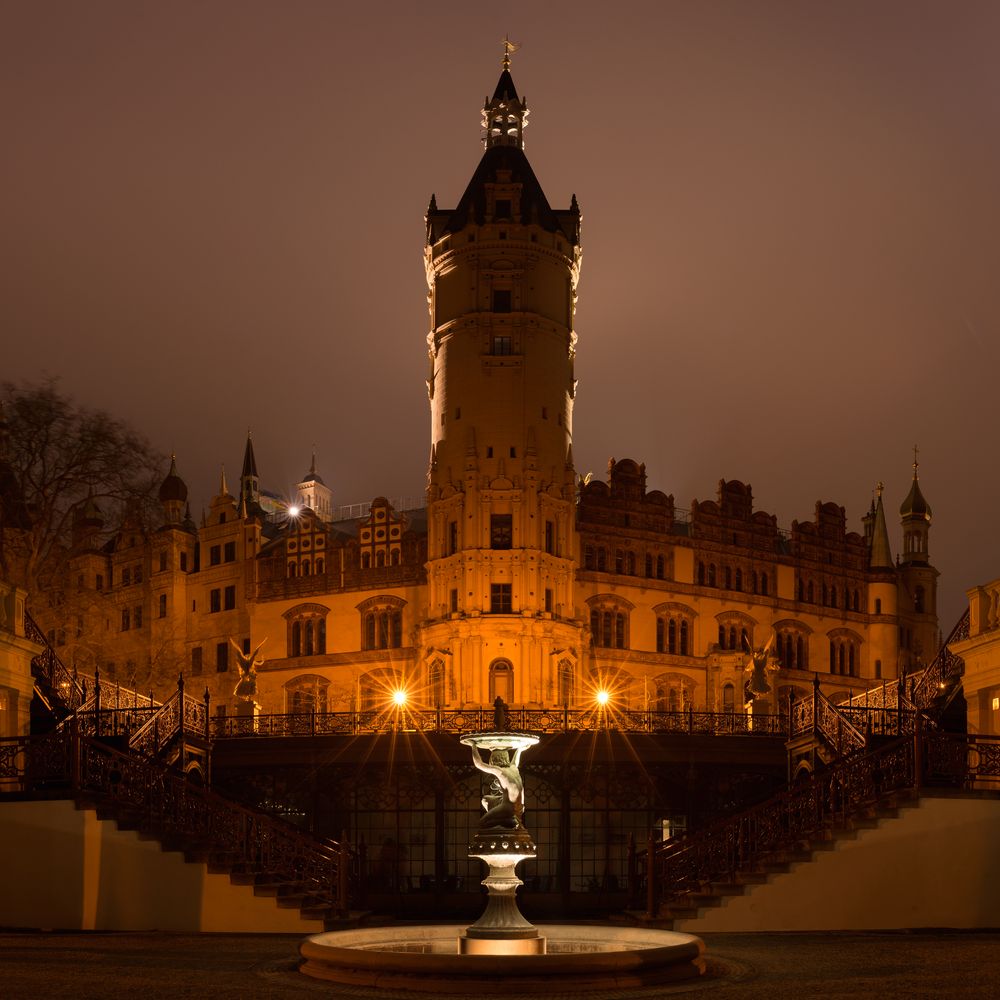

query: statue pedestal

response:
[459,731,545,957]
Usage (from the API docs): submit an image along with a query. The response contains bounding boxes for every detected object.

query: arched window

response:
[489,659,514,703]
[588,596,632,649]
[284,603,330,658]
[760,573,768,596]
[735,568,743,591]
[288,562,297,578]
[358,595,406,651]
[596,548,607,572]
[646,554,653,578]
[722,683,735,713]
[875,597,882,614]
[585,545,595,570]
[914,585,925,614]
[391,549,400,566]
[285,674,329,714]
[697,562,705,585]
[359,668,402,712]
[428,659,445,708]
[376,550,385,568]
[708,564,717,587]
[656,555,665,579]
[724,566,732,590]
[558,659,574,706]
[362,552,371,569]
[302,559,311,576]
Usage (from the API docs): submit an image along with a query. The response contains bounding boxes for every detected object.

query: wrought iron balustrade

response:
[211,706,788,739]
[0,728,353,912]
[24,611,85,712]
[648,727,999,912]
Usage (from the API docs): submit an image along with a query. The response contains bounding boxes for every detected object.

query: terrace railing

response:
[211,706,788,739]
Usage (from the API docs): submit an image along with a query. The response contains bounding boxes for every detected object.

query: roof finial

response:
[875,481,884,499]
[912,444,919,479]
[502,35,520,71]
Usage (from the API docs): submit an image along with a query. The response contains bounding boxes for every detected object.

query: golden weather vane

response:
[501,35,521,70]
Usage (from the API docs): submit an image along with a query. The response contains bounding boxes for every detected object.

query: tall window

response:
[588,597,632,649]
[655,605,694,656]
[358,596,406,649]
[285,603,330,657]
[489,659,514,702]
[490,583,513,614]
[428,659,446,708]
[490,514,513,549]
[216,643,228,672]
[492,289,512,313]
[558,659,574,706]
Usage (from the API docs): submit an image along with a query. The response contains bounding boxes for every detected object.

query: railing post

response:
[687,704,694,735]
[70,715,81,790]
[913,712,923,791]
[564,704,569,733]
[338,831,350,916]
[203,687,211,740]
[94,666,102,737]
[645,829,656,919]
[177,673,186,771]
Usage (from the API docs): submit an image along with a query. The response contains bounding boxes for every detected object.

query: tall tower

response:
[419,52,584,708]
[897,449,939,666]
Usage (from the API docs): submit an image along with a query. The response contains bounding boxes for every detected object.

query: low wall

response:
[0,799,324,932]
[676,794,1000,932]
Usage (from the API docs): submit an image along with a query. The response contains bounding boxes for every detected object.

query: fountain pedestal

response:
[459,731,545,956]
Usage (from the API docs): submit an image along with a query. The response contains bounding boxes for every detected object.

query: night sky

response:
[4,2,998,628]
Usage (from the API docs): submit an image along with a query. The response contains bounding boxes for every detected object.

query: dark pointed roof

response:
[241,434,258,479]
[431,145,579,243]
[869,489,894,570]
[900,473,931,520]
[492,69,518,102]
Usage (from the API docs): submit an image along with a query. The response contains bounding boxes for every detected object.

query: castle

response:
[40,60,940,724]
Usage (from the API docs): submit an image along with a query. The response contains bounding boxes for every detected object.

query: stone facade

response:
[35,63,939,723]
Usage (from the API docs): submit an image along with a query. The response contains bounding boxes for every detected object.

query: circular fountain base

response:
[300,924,705,993]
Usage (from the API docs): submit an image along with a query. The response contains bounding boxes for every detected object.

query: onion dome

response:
[158,454,188,504]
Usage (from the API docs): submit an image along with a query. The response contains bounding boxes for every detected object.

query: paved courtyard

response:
[0,929,995,999]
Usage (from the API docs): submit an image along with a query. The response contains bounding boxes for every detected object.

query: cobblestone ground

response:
[0,930,997,999]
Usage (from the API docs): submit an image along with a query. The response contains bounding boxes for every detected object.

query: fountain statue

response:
[459,698,543,954]
[299,695,705,989]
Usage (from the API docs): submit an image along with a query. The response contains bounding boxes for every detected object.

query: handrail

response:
[0,729,352,913]
[649,729,1000,911]
[24,611,85,711]
[130,688,207,757]
[910,608,970,710]
[212,706,788,739]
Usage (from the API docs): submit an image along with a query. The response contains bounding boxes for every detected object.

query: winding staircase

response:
[5,613,358,930]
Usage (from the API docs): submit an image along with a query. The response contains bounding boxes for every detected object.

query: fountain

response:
[300,699,705,991]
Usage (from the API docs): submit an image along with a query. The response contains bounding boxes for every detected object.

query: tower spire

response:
[868,481,894,570]
[483,43,528,150]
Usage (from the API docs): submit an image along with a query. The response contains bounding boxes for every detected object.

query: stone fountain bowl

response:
[300,923,705,993]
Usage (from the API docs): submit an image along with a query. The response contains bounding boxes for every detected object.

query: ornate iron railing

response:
[211,706,788,739]
[790,685,866,755]
[130,688,208,757]
[0,729,352,912]
[649,728,1000,910]
[910,608,970,711]
[24,611,85,712]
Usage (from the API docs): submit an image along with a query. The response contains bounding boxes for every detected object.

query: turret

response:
[296,452,333,521]
[158,454,188,526]
[239,432,260,515]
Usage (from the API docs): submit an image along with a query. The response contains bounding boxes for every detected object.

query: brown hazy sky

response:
[3,1,998,627]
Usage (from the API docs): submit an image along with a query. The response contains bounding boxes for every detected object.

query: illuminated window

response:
[359,596,405,649]
[491,514,513,549]
[490,583,513,614]
[286,603,330,657]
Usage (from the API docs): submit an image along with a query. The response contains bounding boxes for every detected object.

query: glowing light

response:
[288,505,300,517]
[392,688,408,707]
[595,689,610,706]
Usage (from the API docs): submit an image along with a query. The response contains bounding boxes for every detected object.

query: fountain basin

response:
[300,924,705,993]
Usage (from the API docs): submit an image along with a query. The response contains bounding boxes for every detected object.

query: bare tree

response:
[0,380,165,605]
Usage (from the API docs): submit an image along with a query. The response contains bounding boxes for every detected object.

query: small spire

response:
[869,485,894,570]
[219,464,229,496]
[913,444,919,478]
